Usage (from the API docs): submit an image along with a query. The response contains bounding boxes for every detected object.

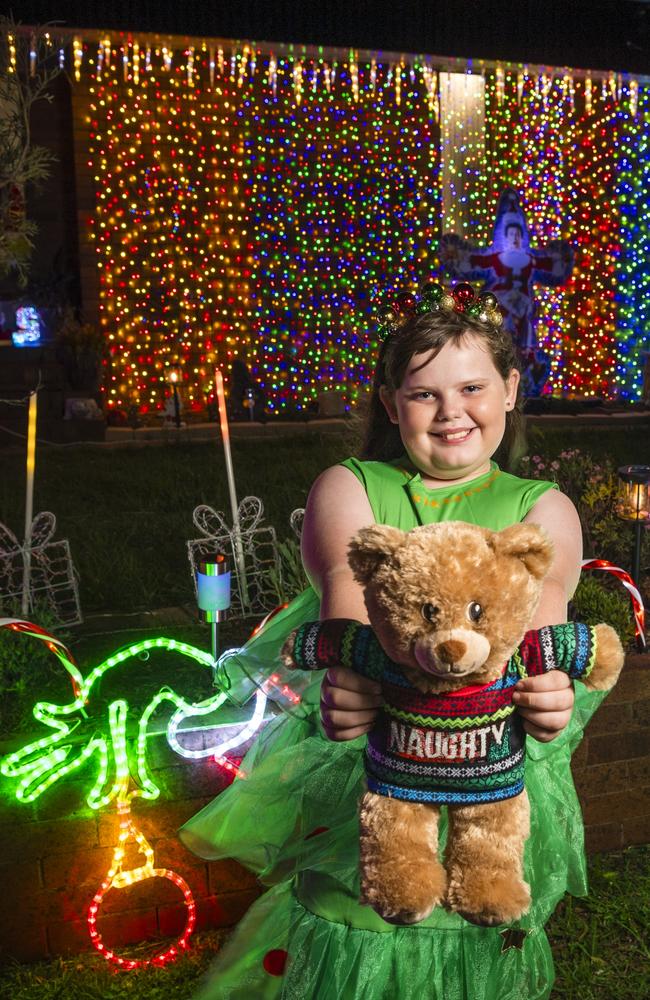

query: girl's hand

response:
[322,668,575,743]
[513,670,574,742]
[320,667,383,741]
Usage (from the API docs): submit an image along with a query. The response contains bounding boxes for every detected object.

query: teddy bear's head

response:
[348,520,553,693]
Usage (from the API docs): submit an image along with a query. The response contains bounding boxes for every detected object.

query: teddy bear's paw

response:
[377,906,435,926]
[446,871,531,927]
[361,867,447,926]
[584,623,625,692]
[362,891,437,926]
[279,632,297,667]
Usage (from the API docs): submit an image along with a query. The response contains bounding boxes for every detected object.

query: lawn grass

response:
[0,423,647,617]
[547,845,650,999]
[0,929,229,1000]
[0,431,352,615]
[0,846,648,999]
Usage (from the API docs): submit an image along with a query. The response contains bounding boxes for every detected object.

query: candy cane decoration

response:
[0,617,81,695]
[581,559,646,651]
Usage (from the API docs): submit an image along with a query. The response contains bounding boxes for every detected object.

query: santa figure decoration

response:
[440,188,574,396]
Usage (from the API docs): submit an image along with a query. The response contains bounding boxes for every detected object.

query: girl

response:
[180,284,595,1000]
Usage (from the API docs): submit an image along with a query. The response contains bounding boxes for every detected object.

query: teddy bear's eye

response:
[467,601,483,623]
[421,603,439,623]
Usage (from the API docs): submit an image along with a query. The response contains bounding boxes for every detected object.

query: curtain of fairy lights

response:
[563,81,622,398]
[87,56,254,411]
[438,72,487,240]
[615,85,650,400]
[242,57,440,413]
[483,70,624,397]
[85,49,439,412]
[76,38,646,407]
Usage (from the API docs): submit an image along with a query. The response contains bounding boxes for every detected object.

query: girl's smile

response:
[431,428,476,444]
[380,334,520,487]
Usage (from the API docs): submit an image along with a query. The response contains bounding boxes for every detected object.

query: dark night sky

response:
[13,1,650,74]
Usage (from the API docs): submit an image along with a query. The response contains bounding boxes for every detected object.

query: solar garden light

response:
[245,386,255,421]
[196,553,231,685]
[617,465,650,594]
[165,364,182,428]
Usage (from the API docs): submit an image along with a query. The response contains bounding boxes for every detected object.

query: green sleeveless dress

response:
[180,459,604,1000]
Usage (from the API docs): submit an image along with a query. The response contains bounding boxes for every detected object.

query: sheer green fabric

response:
[339,457,558,533]
[180,461,605,999]
[184,657,603,999]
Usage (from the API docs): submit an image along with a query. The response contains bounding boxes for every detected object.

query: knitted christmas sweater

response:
[290,620,597,805]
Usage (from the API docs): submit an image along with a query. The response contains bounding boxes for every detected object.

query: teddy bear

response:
[281,520,625,928]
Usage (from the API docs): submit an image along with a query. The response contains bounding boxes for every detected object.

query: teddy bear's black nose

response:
[436,640,467,665]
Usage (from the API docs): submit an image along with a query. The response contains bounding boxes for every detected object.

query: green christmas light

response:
[0,617,269,970]
[615,86,650,400]
[1,632,225,807]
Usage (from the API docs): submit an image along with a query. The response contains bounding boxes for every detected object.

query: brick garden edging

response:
[1,652,649,963]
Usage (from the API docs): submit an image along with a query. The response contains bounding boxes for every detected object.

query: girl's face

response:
[380,334,519,486]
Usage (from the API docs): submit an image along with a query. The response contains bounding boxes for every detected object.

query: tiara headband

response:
[377,281,504,341]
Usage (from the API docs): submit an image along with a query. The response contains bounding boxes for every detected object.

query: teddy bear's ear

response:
[348,524,406,583]
[490,523,553,580]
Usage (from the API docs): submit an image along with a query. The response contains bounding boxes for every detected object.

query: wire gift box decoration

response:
[0,512,82,626]
[187,497,283,617]
[289,507,305,540]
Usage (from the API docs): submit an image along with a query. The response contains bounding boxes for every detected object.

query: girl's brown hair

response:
[360,309,525,469]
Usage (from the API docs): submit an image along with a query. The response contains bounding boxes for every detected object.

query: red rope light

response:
[87,799,197,969]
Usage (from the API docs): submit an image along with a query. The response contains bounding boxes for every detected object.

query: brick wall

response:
[572,651,650,853]
[1,652,649,963]
[0,729,261,963]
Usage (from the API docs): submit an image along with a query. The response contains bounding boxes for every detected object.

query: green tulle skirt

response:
[179,590,605,1000]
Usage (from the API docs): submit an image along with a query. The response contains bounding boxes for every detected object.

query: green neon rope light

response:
[1,636,227,808]
[0,618,274,970]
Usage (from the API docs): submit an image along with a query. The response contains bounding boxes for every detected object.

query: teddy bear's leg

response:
[359,791,446,924]
[445,790,531,927]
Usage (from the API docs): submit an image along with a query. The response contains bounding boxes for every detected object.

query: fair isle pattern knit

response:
[291,620,597,805]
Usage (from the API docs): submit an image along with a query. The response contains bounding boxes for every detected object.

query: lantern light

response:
[616,465,650,612]
[165,365,182,428]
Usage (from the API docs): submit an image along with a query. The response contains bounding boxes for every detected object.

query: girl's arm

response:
[513,489,583,742]
[301,465,383,741]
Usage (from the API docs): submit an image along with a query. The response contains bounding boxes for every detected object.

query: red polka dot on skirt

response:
[263,949,288,976]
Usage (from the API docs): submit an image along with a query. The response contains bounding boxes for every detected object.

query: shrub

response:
[569,575,636,649]
[264,536,309,604]
[519,447,649,604]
